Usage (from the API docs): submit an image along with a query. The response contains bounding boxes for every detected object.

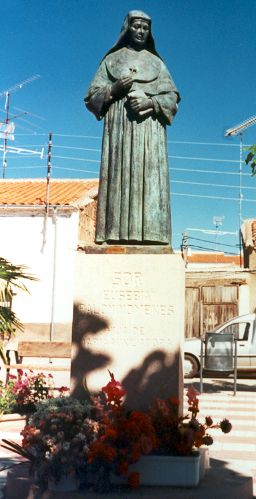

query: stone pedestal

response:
[71,250,185,410]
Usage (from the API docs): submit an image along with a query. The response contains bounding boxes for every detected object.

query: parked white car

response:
[184,313,256,378]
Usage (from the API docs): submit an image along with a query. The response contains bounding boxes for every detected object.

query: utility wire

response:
[12,133,253,148]
[171,192,256,202]
[189,244,239,255]
[171,167,250,176]
[15,133,101,139]
[169,155,240,163]
[7,143,247,165]
[3,155,248,176]
[53,166,99,174]
[172,179,256,190]
[7,165,46,170]
[188,236,239,248]
[7,156,247,173]
[167,140,241,147]
[15,146,244,163]
[20,144,101,153]
[52,155,100,163]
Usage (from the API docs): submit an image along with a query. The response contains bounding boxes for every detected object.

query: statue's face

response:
[128,18,150,49]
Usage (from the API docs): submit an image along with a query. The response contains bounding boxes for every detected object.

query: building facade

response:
[0,179,98,347]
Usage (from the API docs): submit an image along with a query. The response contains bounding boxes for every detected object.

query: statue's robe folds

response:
[85,48,179,244]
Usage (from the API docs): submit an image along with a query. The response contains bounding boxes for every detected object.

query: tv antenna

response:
[213,216,224,258]
[0,75,41,178]
[224,115,256,266]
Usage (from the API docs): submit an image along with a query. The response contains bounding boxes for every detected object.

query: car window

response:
[220,322,250,341]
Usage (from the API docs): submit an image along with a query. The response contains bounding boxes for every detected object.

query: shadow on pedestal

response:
[70,304,111,400]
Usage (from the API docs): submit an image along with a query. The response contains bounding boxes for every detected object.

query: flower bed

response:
[0,369,69,417]
[1,372,232,493]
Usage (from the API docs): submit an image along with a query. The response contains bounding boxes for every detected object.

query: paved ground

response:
[0,375,255,498]
[184,375,256,497]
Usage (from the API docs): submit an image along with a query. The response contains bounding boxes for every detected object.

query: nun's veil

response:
[103,11,162,60]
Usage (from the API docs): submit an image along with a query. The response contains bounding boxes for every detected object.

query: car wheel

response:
[184,354,199,378]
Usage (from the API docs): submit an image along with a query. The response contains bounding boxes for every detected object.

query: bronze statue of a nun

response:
[85,10,180,245]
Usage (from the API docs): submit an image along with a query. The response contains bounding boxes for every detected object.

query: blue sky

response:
[1,0,256,251]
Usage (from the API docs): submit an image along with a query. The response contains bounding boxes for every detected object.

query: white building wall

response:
[239,284,250,316]
[0,208,79,340]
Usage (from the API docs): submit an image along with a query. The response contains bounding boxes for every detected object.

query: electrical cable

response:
[13,150,242,164]
[52,155,100,162]
[12,133,253,148]
[7,165,46,170]
[167,140,241,147]
[189,244,239,255]
[169,155,239,163]
[170,167,250,176]
[172,180,256,190]
[53,166,99,174]
[171,192,256,202]
[188,236,239,248]
[20,144,101,153]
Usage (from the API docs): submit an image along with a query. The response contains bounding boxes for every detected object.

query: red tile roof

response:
[187,252,242,265]
[0,179,99,206]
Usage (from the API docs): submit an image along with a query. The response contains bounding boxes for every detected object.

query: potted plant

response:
[134,384,232,486]
[2,395,98,492]
[85,373,232,489]
[87,374,232,489]
[2,373,232,492]
[87,372,157,492]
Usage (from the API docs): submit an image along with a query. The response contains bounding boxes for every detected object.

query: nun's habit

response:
[85,11,180,244]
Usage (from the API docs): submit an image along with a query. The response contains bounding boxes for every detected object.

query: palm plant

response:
[245,145,256,174]
[0,257,37,360]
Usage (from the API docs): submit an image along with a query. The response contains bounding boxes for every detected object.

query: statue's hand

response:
[128,97,153,113]
[111,77,133,98]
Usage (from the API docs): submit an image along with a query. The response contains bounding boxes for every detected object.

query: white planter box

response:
[112,453,201,487]
[48,475,80,492]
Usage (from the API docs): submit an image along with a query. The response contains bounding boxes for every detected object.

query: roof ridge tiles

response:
[0,178,99,207]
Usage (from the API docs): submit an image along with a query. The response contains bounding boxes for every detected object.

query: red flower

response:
[104,428,118,440]
[203,435,214,446]
[131,446,141,463]
[169,396,180,407]
[187,385,199,400]
[128,471,140,489]
[219,418,232,434]
[140,435,153,455]
[117,460,129,475]
[88,441,116,464]
[205,416,213,426]
[58,386,69,393]
[102,371,126,406]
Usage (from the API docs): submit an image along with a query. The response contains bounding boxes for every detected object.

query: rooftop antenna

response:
[0,75,40,178]
[224,115,256,266]
[45,131,52,216]
[181,231,189,268]
[41,132,53,253]
[213,216,224,262]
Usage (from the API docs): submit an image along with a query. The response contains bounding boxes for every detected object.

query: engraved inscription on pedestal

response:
[71,253,185,410]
